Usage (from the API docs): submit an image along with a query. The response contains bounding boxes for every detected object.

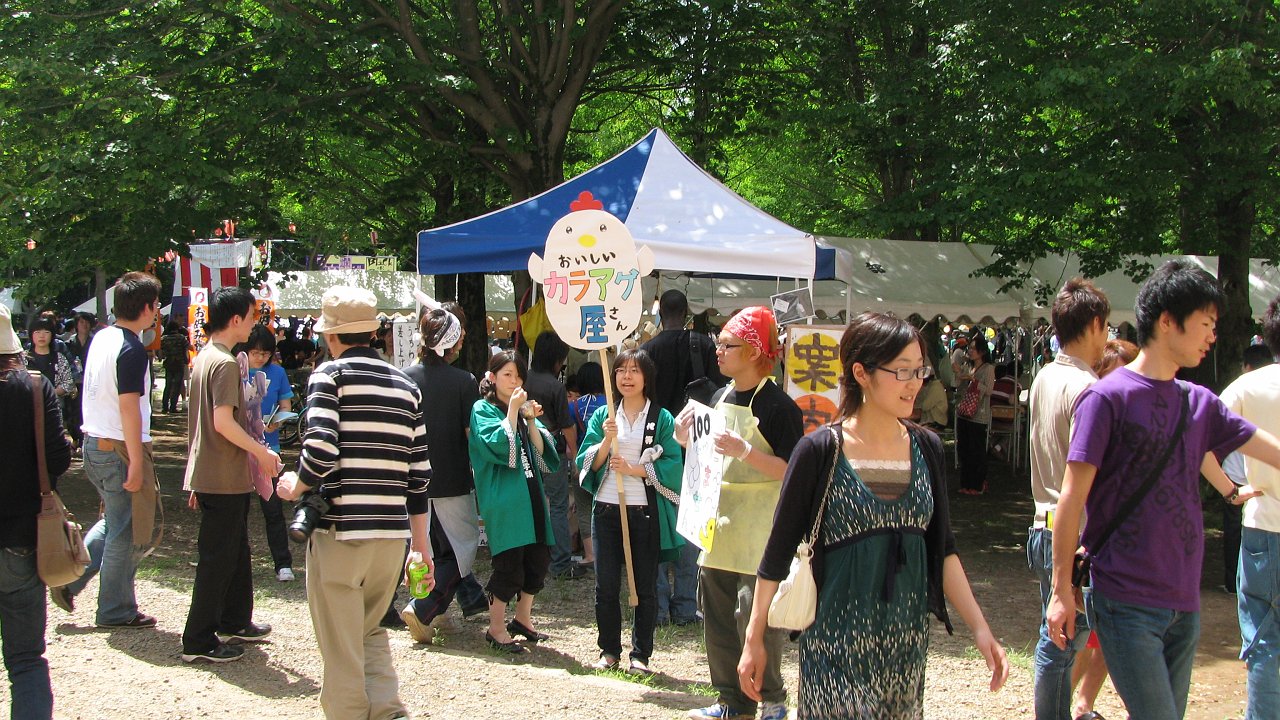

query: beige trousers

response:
[306,530,407,720]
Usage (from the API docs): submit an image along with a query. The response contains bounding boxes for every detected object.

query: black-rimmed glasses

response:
[869,365,933,381]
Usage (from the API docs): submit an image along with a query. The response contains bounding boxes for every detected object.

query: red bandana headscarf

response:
[723,306,781,360]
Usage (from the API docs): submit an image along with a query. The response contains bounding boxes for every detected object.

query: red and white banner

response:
[173,257,239,299]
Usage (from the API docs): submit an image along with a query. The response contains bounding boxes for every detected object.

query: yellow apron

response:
[701,378,782,575]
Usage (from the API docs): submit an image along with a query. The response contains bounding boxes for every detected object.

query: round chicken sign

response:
[528,191,654,349]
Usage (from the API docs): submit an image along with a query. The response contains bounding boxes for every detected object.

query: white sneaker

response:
[276,568,295,582]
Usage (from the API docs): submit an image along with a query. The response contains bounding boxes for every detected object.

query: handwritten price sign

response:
[676,399,726,551]
[528,191,654,349]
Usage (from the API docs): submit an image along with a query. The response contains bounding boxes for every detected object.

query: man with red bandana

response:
[678,306,803,720]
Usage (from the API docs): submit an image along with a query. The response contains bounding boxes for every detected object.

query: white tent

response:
[260,271,518,315]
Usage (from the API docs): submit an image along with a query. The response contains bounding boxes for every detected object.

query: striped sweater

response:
[298,347,430,540]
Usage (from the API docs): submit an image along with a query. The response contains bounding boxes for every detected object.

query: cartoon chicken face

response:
[528,191,654,350]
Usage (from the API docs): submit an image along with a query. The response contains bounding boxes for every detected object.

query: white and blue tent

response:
[417,128,848,282]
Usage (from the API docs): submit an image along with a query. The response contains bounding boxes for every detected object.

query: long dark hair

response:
[479,350,528,409]
[837,312,926,419]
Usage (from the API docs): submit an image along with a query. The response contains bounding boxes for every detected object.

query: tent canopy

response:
[418,128,849,281]
[259,271,518,315]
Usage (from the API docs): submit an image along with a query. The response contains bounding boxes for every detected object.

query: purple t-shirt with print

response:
[1067,367,1255,612]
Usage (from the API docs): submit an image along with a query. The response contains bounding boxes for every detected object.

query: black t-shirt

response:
[642,329,727,415]
[404,362,480,498]
[277,337,303,369]
[717,379,803,461]
[523,370,573,435]
[26,351,56,385]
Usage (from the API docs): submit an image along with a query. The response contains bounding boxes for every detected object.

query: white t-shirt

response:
[595,400,649,506]
[1221,365,1280,532]
[80,325,153,443]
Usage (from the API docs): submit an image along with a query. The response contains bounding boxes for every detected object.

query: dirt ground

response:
[3,408,1253,720]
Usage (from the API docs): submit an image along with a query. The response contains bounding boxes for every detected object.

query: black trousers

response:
[257,476,293,571]
[956,417,989,492]
[593,502,660,663]
[162,366,185,412]
[183,493,254,654]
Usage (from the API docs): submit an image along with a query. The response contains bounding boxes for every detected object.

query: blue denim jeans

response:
[64,438,141,625]
[543,455,573,575]
[1239,526,1280,720]
[656,541,699,623]
[0,546,52,720]
[1027,527,1089,720]
[1086,588,1200,720]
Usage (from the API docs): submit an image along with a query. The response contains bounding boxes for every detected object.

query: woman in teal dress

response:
[469,350,560,654]
[739,312,1008,719]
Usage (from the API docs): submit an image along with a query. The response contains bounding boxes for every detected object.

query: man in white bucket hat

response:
[279,286,432,720]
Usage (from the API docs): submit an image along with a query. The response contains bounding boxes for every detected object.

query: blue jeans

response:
[543,455,573,574]
[1086,588,1200,720]
[0,547,52,720]
[1027,527,1089,720]
[1239,526,1280,720]
[656,541,699,622]
[64,439,141,625]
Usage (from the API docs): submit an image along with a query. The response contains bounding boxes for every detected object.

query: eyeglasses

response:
[869,365,934,381]
[715,342,746,352]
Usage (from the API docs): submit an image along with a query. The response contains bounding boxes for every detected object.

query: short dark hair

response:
[612,348,656,401]
[1262,295,1280,356]
[480,350,528,407]
[1134,260,1224,346]
[246,324,277,361]
[659,290,689,324]
[205,287,255,332]
[335,331,373,347]
[837,312,927,418]
[1243,343,1274,371]
[530,331,569,373]
[113,272,161,321]
[1052,278,1110,346]
[575,361,606,395]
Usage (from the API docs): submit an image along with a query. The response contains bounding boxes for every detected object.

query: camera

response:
[288,491,331,543]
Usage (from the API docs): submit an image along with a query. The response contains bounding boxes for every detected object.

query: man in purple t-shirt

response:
[1046,260,1280,720]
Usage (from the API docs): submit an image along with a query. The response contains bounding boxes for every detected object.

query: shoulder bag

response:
[956,378,980,419]
[32,372,90,588]
[768,425,842,632]
[1070,382,1189,608]
[683,330,720,406]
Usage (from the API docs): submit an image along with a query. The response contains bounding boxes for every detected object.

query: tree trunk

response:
[95,266,108,319]
[1211,193,1256,392]
[457,272,489,379]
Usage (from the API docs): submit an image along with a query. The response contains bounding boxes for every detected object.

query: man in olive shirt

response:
[181,288,282,663]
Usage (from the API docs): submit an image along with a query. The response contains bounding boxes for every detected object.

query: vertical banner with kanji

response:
[251,282,276,329]
[527,191,654,349]
[675,399,726,551]
[782,325,846,434]
[390,319,416,369]
[187,287,210,362]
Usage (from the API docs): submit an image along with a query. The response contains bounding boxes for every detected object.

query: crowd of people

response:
[1,261,1277,719]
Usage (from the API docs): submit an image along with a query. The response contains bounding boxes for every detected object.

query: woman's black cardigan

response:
[757,422,956,634]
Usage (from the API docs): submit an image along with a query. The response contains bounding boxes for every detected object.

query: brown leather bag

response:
[31,372,90,588]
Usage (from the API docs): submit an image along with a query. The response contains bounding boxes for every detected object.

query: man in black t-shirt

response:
[642,290,726,416]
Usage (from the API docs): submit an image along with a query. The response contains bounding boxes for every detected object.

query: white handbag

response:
[767,426,840,632]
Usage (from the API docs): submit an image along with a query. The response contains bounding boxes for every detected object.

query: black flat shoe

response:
[506,618,549,643]
[485,631,527,654]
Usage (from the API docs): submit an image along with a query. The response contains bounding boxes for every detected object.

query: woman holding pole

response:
[469,350,559,654]
[577,348,683,674]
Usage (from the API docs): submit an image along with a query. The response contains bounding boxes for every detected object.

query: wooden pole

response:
[599,348,638,607]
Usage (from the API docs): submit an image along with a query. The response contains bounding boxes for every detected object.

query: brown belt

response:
[96,437,116,452]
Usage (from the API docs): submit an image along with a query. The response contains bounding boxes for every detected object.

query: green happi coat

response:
[576,402,685,562]
[468,399,559,556]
